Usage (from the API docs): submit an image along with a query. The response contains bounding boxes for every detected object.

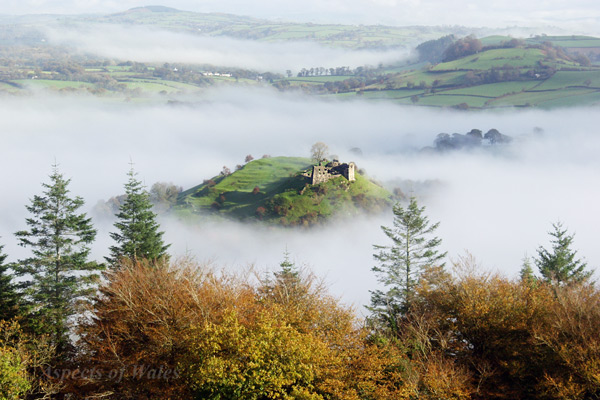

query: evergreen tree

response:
[258,250,306,305]
[0,243,19,322]
[276,249,300,282]
[14,165,100,351]
[107,167,170,266]
[519,255,536,283]
[369,197,446,333]
[535,222,591,284]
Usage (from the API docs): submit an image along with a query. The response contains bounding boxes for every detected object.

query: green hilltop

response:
[311,36,600,109]
[174,156,392,226]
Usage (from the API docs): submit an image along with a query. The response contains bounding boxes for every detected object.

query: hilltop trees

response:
[149,182,182,213]
[107,167,170,266]
[416,34,456,63]
[370,197,446,333]
[443,34,483,61]
[14,165,100,351]
[310,142,329,164]
[535,222,591,284]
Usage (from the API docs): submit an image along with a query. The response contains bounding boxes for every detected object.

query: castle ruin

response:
[303,159,356,185]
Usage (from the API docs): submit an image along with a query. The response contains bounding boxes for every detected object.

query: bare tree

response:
[310,142,329,164]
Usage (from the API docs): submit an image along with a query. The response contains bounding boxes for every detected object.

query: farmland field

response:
[530,70,600,90]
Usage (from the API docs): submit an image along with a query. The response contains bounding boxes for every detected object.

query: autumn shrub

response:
[408,257,600,400]
[184,308,328,400]
[0,320,58,399]
[0,321,30,400]
[533,283,600,399]
[74,258,251,399]
[70,256,600,400]
[75,257,444,399]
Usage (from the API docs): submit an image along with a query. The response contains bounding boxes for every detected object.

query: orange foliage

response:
[71,256,600,400]
[74,258,254,399]
[411,256,600,400]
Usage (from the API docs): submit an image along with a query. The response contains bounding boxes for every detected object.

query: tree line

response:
[0,165,597,399]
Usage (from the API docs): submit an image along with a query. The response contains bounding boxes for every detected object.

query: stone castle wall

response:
[306,160,356,185]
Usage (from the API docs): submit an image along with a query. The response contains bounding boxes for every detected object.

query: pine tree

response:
[0,243,19,322]
[369,197,446,332]
[535,222,591,284]
[276,249,299,282]
[519,255,536,283]
[258,250,306,305]
[14,165,100,351]
[107,167,170,266]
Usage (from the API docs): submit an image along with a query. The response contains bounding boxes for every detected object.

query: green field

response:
[432,48,552,71]
[489,88,599,107]
[120,78,202,93]
[527,35,600,49]
[530,70,600,90]
[360,89,426,99]
[286,76,352,83]
[536,90,600,108]
[176,156,392,225]
[14,79,94,90]
[318,36,600,109]
[387,70,465,87]
[439,81,539,97]
[415,94,490,108]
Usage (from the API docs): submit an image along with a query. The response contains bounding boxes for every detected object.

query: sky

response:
[2,0,600,32]
[1,89,599,309]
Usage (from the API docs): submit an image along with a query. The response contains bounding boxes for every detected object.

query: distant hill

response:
[1,7,600,109]
[82,8,465,50]
[315,36,600,109]
[174,156,392,226]
[123,6,183,14]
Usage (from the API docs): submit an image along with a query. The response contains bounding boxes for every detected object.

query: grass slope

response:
[175,156,392,226]
[328,38,600,109]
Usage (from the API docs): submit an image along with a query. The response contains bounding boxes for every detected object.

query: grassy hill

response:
[174,156,392,226]
[317,38,600,109]
[85,6,464,50]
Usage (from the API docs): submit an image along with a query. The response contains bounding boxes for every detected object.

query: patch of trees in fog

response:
[421,128,513,152]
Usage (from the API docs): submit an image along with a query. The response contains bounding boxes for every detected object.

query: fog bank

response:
[44,24,410,73]
[1,88,599,307]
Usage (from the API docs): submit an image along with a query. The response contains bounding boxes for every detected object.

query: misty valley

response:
[1,4,600,400]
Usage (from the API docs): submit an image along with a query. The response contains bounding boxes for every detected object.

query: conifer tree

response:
[107,167,170,266]
[535,222,591,284]
[0,243,19,322]
[519,255,536,284]
[370,197,446,333]
[14,165,100,351]
[276,249,300,282]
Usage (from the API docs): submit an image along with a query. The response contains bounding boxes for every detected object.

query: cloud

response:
[1,88,599,308]
[43,24,410,72]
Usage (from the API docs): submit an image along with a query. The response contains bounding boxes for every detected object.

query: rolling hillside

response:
[1,7,600,109]
[319,38,600,108]
[174,156,392,226]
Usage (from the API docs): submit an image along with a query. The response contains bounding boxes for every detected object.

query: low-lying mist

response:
[1,87,599,308]
[44,24,411,73]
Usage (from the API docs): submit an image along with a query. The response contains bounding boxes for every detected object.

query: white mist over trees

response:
[0,90,599,306]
